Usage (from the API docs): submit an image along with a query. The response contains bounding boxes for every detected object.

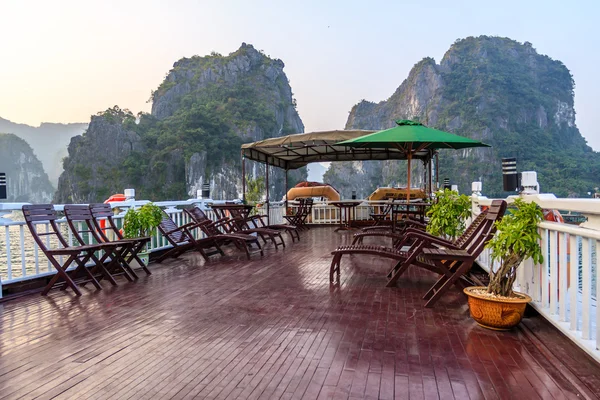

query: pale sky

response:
[1,0,599,149]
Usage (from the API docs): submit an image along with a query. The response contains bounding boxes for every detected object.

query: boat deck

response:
[1,227,599,399]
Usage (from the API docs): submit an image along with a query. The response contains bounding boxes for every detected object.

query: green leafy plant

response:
[486,199,544,297]
[245,176,265,205]
[426,189,472,240]
[123,203,163,239]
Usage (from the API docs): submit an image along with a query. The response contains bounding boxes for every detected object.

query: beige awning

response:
[241,130,432,170]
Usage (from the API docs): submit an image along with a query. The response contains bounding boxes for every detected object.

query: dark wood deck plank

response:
[1,227,599,400]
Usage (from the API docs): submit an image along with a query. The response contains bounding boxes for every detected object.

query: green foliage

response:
[123,203,163,239]
[245,176,265,204]
[426,190,472,239]
[432,36,600,197]
[99,105,136,125]
[486,199,544,296]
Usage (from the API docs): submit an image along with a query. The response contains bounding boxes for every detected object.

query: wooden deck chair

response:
[184,207,263,259]
[89,203,152,276]
[385,200,506,289]
[22,204,114,296]
[244,213,300,242]
[419,201,507,307]
[64,205,137,282]
[330,200,506,285]
[221,207,286,249]
[156,212,224,263]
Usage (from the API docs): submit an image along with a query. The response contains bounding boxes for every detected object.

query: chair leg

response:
[330,252,342,281]
[92,251,122,285]
[72,252,103,291]
[256,239,264,256]
[44,256,82,296]
[386,260,411,287]
[423,261,472,307]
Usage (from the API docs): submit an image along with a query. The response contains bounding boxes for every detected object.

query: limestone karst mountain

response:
[55,44,306,203]
[325,36,599,198]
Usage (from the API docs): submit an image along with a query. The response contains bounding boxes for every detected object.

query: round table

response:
[330,200,363,231]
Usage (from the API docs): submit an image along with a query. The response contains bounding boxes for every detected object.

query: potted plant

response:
[464,199,544,330]
[122,203,163,266]
[426,189,472,240]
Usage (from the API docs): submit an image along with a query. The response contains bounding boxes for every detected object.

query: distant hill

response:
[326,36,600,198]
[0,133,54,203]
[0,117,87,187]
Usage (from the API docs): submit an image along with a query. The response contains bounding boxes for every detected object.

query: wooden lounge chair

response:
[244,213,300,242]
[385,201,505,288]
[89,203,152,276]
[418,202,508,307]
[218,206,286,249]
[156,213,224,263]
[330,200,507,292]
[64,205,137,282]
[22,204,116,296]
[184,207,264,259]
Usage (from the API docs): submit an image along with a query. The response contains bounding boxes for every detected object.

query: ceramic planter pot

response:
[464,286,532,330]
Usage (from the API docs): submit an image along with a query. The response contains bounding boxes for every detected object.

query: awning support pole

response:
[435,152,439,191]
[285,169,289,216]
[266,161,270,224]
[242,155,246,203]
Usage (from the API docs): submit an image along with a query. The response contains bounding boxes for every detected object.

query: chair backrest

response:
[63,204,102,246]
[158,213,188,245]
[185,207,221,236]
[89,203,125,242]
[463,200,507,255]
[453,210,489,248]
[22,204,69,252]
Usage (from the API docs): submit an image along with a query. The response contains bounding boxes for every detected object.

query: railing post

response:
[569,234,579,331]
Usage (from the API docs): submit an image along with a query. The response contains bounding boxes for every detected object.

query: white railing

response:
[0,198,235,298]
[473,193,599,363]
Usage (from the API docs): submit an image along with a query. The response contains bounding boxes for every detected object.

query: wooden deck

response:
[1,227,599,399]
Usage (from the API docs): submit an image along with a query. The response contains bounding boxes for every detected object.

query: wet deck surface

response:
[1,227,599,399]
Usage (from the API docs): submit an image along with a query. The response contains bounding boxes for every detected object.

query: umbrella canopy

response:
[338,120,491,200]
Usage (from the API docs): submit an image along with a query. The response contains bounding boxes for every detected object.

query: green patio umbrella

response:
[338,120,490,201]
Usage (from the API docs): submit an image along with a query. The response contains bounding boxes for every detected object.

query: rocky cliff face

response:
[54,110,145,203]
[151,43,305,199]
[56,44,306,202]
[0,133,54,203]
[327,36,600,198]
[0,118,87,187]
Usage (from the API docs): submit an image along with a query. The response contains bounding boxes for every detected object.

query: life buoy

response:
[100,194,127,231]
[543,209,564,223]
[104,194,127,204]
